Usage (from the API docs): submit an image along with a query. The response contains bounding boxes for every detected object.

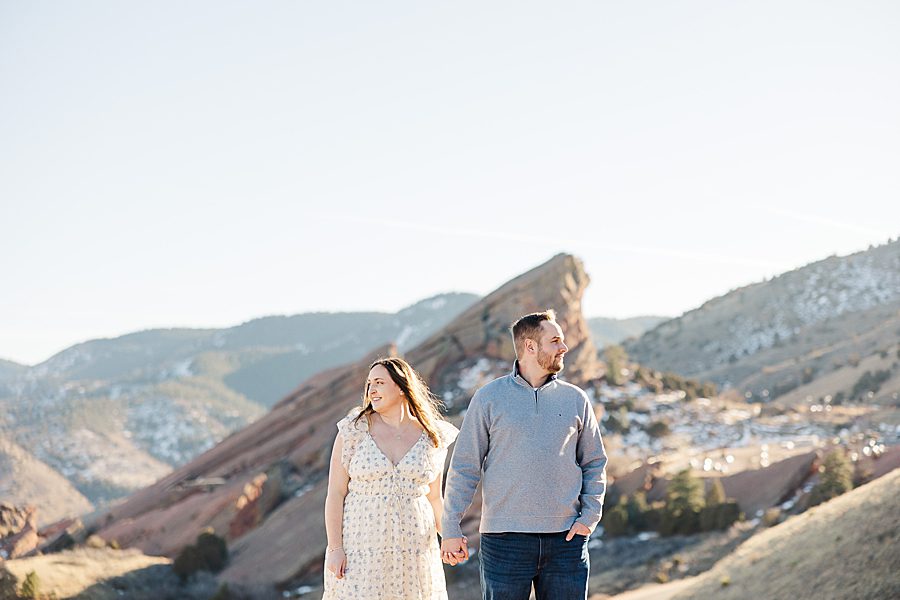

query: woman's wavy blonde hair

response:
[354,357,446,448]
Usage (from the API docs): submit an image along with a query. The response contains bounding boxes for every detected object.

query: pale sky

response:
[2,1,898,365]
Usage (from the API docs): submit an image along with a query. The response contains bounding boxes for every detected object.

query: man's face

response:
[535,320,568,373]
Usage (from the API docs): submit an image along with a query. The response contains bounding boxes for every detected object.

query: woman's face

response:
[366,364,405,414]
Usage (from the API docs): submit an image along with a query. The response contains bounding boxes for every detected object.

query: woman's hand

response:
[325,548,347,579]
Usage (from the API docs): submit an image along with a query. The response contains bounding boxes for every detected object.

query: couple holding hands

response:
[323,310,608,600]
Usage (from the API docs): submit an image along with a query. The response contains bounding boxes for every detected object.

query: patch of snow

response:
[294,483,315,498]
[173,359,193,378]
[457,358,496,392]
[395,325,416,349]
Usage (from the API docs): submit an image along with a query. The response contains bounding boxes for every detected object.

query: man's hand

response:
[565,521,591,541]
[440,536,469,565]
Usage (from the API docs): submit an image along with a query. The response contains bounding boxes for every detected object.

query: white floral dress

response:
[324,407,459,600]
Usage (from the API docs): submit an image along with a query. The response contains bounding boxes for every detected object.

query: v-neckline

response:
[367,429,426,468]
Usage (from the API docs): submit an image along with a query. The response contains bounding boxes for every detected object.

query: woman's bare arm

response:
[324,434,350,578]
[426,468,445,536]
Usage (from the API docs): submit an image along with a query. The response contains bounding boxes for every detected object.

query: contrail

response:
[758,205,893,239]
[326,214,784,269]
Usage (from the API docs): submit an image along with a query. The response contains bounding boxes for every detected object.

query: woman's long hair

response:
[353,357,446,447]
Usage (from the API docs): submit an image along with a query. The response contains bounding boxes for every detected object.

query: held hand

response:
[565,522,591,541]
[325,548,347,579]
[440,536,469,566]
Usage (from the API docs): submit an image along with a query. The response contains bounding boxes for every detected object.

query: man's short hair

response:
[510,309,557,358]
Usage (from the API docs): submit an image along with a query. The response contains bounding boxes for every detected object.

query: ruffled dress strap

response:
[434,419,459,449]
[421,419,459,484]
[336,406,369,471]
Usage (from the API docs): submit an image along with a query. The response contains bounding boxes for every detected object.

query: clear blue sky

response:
[2,1,898,365]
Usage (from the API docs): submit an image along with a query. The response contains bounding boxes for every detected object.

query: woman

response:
[323,357,459,599]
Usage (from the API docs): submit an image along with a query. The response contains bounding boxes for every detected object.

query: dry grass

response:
[595,577,697,600]
[671,468,900,600]
[3,547,169,598]
[587,521,759,597]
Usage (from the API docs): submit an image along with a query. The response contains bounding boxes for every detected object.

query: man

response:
[440,309,607,600]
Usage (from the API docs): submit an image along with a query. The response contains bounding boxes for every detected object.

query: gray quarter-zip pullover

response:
[441,362,607,539]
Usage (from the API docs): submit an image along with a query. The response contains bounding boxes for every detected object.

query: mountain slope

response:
[19,292,477,407]
[588,316,668,348]
[222,293,477,405]
[672,467,900,600]
[0,436,93,526]
[0,359,25,381]
[625,240,900,397]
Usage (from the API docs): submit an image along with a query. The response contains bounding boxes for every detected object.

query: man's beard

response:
[537,345,564,373]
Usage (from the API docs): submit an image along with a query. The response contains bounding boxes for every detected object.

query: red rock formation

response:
[717,451,818,516]
[855,444,900,482]
[0,505,39,559]
[0,504,32,539]
[640,452,818,517]
[409,253,599,391]
[90,253,599,586]
[608,461,663,499]
[38,517,85,554]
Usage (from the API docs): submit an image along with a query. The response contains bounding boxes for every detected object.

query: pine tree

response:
[602,499,630,537]
[705,478,726,506]
[667,469,704,515]
[808,450,853,507]
[173,529,229,581]
[210,583,234,600]
[174,545,204,582]
[19,571,41,600]
[626,491,650,531]
[661,469,704,535]
[604,345,630,386]
[196,529,228,572]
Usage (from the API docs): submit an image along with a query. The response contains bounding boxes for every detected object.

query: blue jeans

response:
[478,531,590,600]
